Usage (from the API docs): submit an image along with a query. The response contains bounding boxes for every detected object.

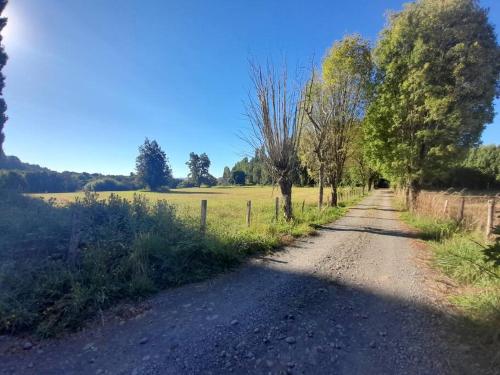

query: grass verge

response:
[399,211,500,345]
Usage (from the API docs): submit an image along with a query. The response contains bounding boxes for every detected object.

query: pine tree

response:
[135,138,172,191]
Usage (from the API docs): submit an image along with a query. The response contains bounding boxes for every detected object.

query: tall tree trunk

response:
[278,177,293,221]
[318,163,324,209]
[330,186,338,207]
[329,172,339,207]
[409,179,420,212]
[329,174,339,207]
[404,186,410,209]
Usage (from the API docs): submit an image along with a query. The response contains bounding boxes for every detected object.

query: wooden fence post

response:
[200,199,207,233]
[443,199,448,216]
[458,197,465,223]
[486,199,495,239]
[246,200,251,227]
[275,197,279,221]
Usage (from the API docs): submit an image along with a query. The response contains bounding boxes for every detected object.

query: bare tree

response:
[302,70,335,208]
[247,62,303,221]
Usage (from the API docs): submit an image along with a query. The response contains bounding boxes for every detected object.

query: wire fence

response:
[396,189,499,238]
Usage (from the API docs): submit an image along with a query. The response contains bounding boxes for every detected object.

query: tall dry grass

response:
[395,189,499,234]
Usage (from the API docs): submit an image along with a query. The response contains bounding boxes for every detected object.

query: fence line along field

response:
[31,185,366,240]
[396,189,499,238]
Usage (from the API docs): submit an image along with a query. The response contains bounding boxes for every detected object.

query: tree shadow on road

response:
[349,206,401,212]
[1,256,498,375]
[312,224,421,240]
[343,215,401,221]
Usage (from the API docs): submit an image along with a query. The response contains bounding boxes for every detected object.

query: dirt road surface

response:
[1,190,484,374]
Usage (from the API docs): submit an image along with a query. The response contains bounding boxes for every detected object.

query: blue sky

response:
[3,0,500,177]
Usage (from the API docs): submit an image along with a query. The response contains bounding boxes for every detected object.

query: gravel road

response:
[0,190,483,374]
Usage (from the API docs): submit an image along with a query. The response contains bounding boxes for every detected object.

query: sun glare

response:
[2,3,22,47]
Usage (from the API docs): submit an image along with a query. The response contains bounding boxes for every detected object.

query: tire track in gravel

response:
[0,189,482,375]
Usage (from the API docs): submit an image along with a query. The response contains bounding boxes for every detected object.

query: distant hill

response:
[0,155,51,173]
[0,155,139,193]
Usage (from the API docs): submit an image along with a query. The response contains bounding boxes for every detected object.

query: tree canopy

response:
[365,0,500,206]
[186,152,216,187]
[135,138,172,191]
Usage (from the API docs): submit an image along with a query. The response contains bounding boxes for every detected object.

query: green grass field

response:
[31,186,364,242]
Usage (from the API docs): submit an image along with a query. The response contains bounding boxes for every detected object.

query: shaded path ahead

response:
[1,190,480,374]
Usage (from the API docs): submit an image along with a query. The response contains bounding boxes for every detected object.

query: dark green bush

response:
[83,177,136,191]
[0,171,27,191]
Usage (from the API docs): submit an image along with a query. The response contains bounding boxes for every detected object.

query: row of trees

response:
[427,145,500,190]
[0,139,219,192]
[135,138,217,191]
[365,0,500,208]
[223,149,272,185]
[223,148,314,186]
[246,0,500,220]
[0,167,140,193]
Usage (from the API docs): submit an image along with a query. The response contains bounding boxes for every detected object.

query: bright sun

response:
[2,3,21,46]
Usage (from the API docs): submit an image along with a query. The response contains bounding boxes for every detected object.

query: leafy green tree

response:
[222,166,231,184]
[365,0,500,208]
[463,144,500,187]
[230,149,272,185]
[186,152,216,186]
[135,138,172,191]
[199,153,211,184]
[322,35,373,206]
[0,1,7,159]
[346,129,379,192]
[186,152,201,186]
[232,157,250,175]
[302,71,332,207]
[231,170,246,185]
[251,148,272,184]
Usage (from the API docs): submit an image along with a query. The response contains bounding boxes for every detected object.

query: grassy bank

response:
[1,186,362,337]
[399,211,500,343]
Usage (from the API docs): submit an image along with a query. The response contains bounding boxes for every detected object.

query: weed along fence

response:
[197,186,366,232]
[412,191,499,239]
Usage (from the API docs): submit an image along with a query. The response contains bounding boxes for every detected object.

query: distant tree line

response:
[0,160,140,193]
[0,138,223,192]
[222,148,313,187]
[425,145,500,190]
